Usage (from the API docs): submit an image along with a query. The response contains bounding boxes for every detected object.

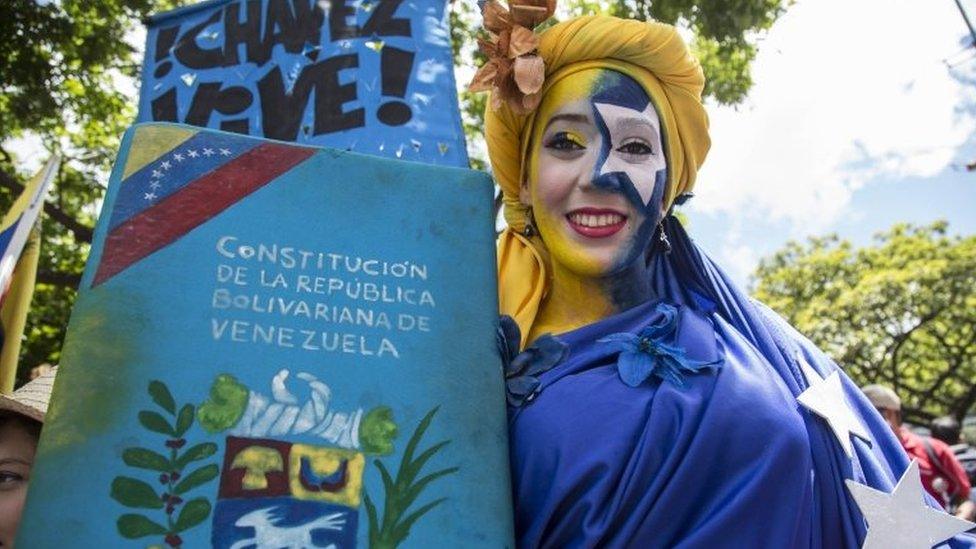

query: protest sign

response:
[18,124,512,547]
[139,0,469,167]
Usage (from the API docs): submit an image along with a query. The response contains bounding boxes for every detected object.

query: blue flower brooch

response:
[497,315,567,407]
[599,302,723,388]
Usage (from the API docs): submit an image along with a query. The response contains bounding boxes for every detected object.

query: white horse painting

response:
[229,505,346,549]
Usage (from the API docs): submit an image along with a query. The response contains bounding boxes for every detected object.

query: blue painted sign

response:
[18,124,512,547]
[139,0,469,167]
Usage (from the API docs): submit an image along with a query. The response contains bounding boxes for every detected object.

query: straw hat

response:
[0,366,57,423]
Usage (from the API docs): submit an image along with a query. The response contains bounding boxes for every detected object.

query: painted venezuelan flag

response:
[0,157,59,392]
[92,126,316,287]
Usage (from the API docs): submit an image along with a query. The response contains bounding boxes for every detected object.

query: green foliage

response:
[117,514,168,539]
[0,0,190,383]
[174,498,211,533]
[364,407,459,549]
[196,374,250,433]
[113,381,217,548]
[111,477,164,509]
[361,405,400,455]
[149,381,177,415]
[752,221,976,423]
[173,464,219,495]
[122,448,172,472]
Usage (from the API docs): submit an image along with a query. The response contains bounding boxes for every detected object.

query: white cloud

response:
[691,0,972,234]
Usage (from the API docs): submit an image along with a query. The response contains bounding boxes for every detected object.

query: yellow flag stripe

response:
[121,125,197,180]
[0,225,40,393]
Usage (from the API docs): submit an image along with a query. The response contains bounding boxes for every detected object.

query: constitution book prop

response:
[18,123,513,548]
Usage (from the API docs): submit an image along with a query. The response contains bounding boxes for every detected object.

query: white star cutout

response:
[149,181,161,190]
[203,148,215,156]
[144,192,157,201]
[593,102,666,206]
[796,353,871,457]
[846,460,975,548]
[160,160,171,170]
[219,148,231,156]
[173,153,184,162]
[151,169,163,178]
[187,149,198,158]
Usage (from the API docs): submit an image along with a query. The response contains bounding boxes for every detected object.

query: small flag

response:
[0,156,59,393]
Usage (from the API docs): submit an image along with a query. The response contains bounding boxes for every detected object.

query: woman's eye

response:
[545,132,585,151]
[618,141,653,155]
[0,472,25,488]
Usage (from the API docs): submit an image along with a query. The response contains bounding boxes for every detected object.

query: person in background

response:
[863,384,975,520]
[932,415,976,509]
[0,367,56,547]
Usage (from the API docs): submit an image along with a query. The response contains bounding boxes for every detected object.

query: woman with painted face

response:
[474,8,975,548]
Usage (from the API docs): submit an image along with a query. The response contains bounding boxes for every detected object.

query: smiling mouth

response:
[566,208,627,238]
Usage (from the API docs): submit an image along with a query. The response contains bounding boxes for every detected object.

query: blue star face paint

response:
[526,68,668,278]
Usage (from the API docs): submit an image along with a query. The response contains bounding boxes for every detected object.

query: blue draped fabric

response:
[508,216,976,548]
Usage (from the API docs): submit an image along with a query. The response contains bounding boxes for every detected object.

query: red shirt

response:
[899,427,972,508]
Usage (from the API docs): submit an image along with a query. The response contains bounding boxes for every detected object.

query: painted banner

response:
[18,124,513,547]
[138,0,468,167]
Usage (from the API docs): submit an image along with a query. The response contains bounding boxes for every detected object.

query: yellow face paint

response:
[526,69,606,276]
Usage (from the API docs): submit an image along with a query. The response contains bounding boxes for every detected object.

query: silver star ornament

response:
[796,353,871,457]
[846,460,975,548]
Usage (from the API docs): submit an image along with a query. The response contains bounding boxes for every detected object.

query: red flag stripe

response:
[93,143,315,287]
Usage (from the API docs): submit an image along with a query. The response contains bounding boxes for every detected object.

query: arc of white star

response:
[144,192,157,201]
[173,153,184,162]
[160,160,171,170]
[149,181,161,190]
[203,148,214,156]
[186,149,198,158]
[796,353,871,457]
[151,169,163,178]
[219,148,231,156]
[846,460,975,549]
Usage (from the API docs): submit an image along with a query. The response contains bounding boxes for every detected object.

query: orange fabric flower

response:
[469,0,555,115]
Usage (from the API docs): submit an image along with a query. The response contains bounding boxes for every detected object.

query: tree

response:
[1,0,792,383]
[0,0,186,384]
[752,222,976,424]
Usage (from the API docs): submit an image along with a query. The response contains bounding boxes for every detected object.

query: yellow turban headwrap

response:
[485,15,711,347]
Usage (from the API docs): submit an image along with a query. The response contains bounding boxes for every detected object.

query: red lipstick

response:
[565,208,628,238]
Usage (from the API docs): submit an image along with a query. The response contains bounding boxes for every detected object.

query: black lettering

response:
[362,0,411,37]
[173,10,226,69]
[153,26,181,78]
[151,88,178,122]
[224,0,269,65]
[264,0,318,55]
[185,83,254,127]
[377,46,413,126]
[328,0,359,40]
[257,54,365,140]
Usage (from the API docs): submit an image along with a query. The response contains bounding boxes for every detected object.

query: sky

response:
[684,0,976,287]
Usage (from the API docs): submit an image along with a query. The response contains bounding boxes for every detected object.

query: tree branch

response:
[0,168,93,243]
[35,270,81,288]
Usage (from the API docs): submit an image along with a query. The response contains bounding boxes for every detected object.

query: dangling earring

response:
[523,207,537,237]
[658,222,672,254]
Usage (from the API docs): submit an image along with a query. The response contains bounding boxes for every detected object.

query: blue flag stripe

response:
[0,215,23,263]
